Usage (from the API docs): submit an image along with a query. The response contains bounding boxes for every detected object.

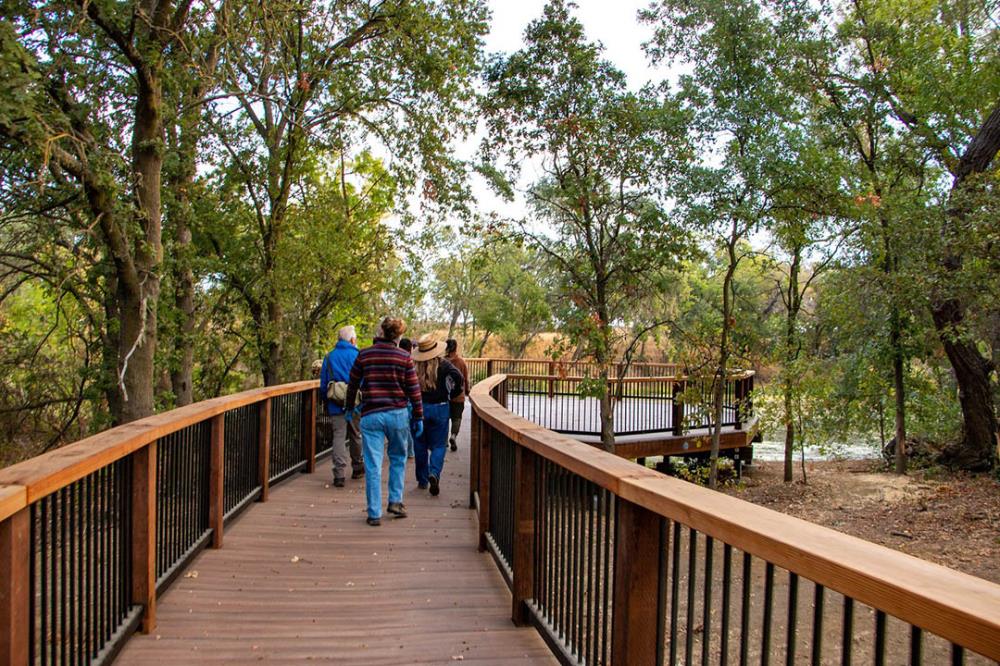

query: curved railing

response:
[0,381,321,665]
[501,372,755,437]
[469,374,1000,664]
[464,358,684,384]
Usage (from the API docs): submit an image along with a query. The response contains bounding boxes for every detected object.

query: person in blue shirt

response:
[320,325,363,486]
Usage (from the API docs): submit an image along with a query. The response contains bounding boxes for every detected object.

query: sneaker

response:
[417,483,428,490]
[428,475,440,497]
[351,468,365,479]
[386,502,408,518]
[366,517,381,527]
[333,478,345,488]
[449,438,457,452]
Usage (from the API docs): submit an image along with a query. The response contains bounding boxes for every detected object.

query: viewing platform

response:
[0,363,998,665]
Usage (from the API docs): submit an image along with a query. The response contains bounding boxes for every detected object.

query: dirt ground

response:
[725,458,1000,584]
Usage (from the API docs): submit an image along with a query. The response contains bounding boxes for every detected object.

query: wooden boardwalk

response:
[117,420,555,664]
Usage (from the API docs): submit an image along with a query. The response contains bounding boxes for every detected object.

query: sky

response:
[452,0,667,226]
[483,0,661,89]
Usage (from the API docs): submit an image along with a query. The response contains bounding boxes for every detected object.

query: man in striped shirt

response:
[345,317,423,526]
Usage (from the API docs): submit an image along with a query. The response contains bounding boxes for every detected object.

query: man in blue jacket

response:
[320,325,363,486]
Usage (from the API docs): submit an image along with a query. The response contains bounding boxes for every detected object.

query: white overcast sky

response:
[483,0,660,88]
[451,0,665,227]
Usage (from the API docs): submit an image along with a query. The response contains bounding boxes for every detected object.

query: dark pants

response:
[449,401,464,444]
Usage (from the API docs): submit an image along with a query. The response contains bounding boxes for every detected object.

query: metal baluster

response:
[787,572,799,666]
[762,563,774,666]
[686,528,697,665]
[842,597,854,665]
[740,553,752,666]
[721,544,732,666]
[812,584,824,666]
[910,626,922,665]
[698,535,712,665]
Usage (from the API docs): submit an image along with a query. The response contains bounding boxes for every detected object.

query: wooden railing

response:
[0,381,321,665]
[501,372,755,436]
[464,358,683,385]
[470,374,1000,665]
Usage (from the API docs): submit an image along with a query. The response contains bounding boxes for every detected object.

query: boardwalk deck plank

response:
[117,420,555,664]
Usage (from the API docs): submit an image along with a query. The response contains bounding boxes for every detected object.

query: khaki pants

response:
[319,414,362,480]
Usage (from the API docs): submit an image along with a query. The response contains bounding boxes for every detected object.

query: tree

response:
[1,0,221,422]
[469,240,553,357]
[844,0,999,470]
[643,0,803,487]
[211,0,488,385]
[481,0,691,450]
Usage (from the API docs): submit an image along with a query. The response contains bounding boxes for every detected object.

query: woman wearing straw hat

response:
[411,334,465,496]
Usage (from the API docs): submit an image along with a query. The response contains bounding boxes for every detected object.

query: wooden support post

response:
[469,409,481,509]
[612,499,661,665]
[0,507,29,665]
[478,422,492,552]
[548,360,555,398]
[486,359,495,377]
[259,399,272,502]
[131,444,157,633]
[672,380,685,436]
[209,414,225,549]
[511,447,537,626]
[304,390,317,473]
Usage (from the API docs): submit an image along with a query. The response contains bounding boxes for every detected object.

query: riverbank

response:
[725,459,1000,584]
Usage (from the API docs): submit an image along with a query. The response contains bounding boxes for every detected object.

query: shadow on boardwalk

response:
[117,419,555,664]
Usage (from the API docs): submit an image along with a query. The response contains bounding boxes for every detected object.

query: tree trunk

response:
[598,367,615,452]
[169,219,196,406]
[783,245,801,483]
[933,300,997,470]
[118,73,164,423]
[890,312,907,474]
[709,237,738,489]
[931,104,1000,469]
[447,306,460,339]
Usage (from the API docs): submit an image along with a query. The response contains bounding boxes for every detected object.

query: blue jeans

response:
[414,402,450,486]
[360,408,409,519]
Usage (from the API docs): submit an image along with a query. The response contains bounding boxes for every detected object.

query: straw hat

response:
[412,334,447,362]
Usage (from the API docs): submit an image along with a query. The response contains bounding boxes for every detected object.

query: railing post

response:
[131,443,157,633]
[470,408,481,509]
[548,361,555,398]
[612,499,661,665]
[511,446,537,626]
[478,423,492,552]
[259,398,272,502]
[209,414,225,549]
[304,389,317,473]
[487,359,495,377]
[672,380,685,436]
[0,506,29,665]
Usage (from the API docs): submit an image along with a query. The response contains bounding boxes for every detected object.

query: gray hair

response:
[338,325,357,342]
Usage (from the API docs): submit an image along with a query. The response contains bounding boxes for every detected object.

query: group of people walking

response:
[317,317,470,526]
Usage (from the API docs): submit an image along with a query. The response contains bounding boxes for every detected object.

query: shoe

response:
[351,468,364,479]
[418,483,428,490]
[366,517,381,527]
[449,438,457,452]
[386,502,407,518]
[428,475,440,497]
[333,478,345,488]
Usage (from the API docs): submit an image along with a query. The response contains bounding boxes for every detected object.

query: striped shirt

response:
[345,340,423,419]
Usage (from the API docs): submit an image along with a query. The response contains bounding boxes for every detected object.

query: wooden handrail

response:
[470,374,1000,660]
[504,371,755,383]
[0,380,317,506]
